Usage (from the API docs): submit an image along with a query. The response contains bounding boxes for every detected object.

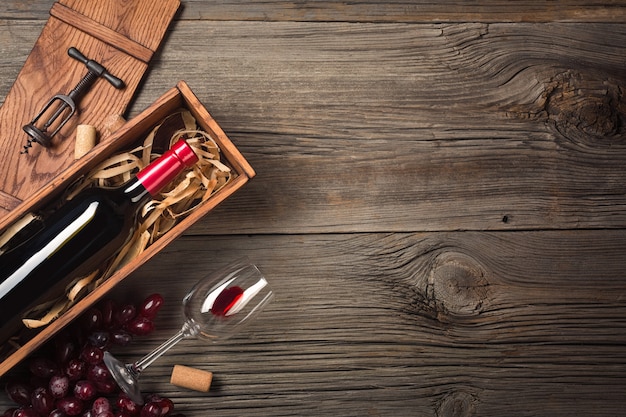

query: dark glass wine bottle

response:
[0,139,198,343]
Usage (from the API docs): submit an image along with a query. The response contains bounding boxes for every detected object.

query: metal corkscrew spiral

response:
[21,47,125,154]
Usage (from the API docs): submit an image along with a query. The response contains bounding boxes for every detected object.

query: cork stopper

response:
[103,114,127,135]
[170,365,213,393]
[74,124,97,159]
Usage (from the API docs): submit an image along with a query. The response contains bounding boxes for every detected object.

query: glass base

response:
[104,351,144,405]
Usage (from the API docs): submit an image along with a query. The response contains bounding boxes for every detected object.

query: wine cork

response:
[170,365,213,393]
[75,124,97,159]
[103,114,127,135]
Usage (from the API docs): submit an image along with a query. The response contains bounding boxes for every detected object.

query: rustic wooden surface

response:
[2,1,626,416]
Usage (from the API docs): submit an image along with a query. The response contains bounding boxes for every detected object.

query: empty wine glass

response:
[104,257,273,404]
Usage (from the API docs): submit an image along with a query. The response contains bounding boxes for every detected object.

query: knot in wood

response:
[429,252,490,317]
[437,390,477,417]
[543,70,624,145]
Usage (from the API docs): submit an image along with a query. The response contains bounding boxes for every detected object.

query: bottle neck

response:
[122,179,152,205]
[135,139,199,198]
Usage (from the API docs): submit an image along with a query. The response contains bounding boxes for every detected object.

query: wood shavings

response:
[0,213,42,255]
[21,109,234,329]
[22,271,99,329]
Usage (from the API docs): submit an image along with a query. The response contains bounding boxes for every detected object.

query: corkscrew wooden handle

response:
[68,47,125,89]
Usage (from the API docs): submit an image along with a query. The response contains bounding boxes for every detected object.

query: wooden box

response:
[0,80,255,377]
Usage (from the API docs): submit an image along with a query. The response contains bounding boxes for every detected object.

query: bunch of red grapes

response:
[3,294,185,417]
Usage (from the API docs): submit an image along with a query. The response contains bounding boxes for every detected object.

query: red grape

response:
[29,357,58,379]
[80,346,104,365]
[91,398,110,415]
[114,305,136,326]
[125,317,154,336]
[100,299,116,328]
[87,332,110,349]
[139,402,161,417]
[115,394,140,417]
[94,380,117,396]
[56,397,84,416]
[3,295,178,417]
[155,397,173,416]
[65,359,87,382]
[49,375,70,399]
[139,294,164,319]
[73,381,97,401]
[82,309,103,331]
[109,330,132,347]
[86,364,111,384]
[5,381,32,406]
[31,387,54,416]
[55,338,77,364]
[11,407,38,417]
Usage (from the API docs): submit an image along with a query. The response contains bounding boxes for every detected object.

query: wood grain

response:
[96,231,626,416]
[7,19,622,231]
[1,1,626,416]
[59,0,180,52]
[2,0,626,23]
[130,21,625,233]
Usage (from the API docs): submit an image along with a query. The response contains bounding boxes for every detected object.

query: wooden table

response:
[2,1,626,415]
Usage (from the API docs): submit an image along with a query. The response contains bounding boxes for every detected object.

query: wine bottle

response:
[0,139,198,344]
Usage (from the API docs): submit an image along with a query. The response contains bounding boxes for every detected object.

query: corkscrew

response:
[21,47,125,154]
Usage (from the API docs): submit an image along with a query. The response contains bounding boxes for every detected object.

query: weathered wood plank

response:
[3,0,626,23]
[182,0,626,23]
[1,2,625,416]
[12,230,618,417]
[1,21,625,233]
[141,21,625,233]
[0,21,40,98]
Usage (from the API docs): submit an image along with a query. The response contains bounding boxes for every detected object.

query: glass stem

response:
[132,329,186,374]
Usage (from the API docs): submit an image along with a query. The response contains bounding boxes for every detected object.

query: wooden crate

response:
[0,80,255,377]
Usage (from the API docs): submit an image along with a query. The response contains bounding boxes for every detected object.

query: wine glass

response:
[103,257,273,404]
